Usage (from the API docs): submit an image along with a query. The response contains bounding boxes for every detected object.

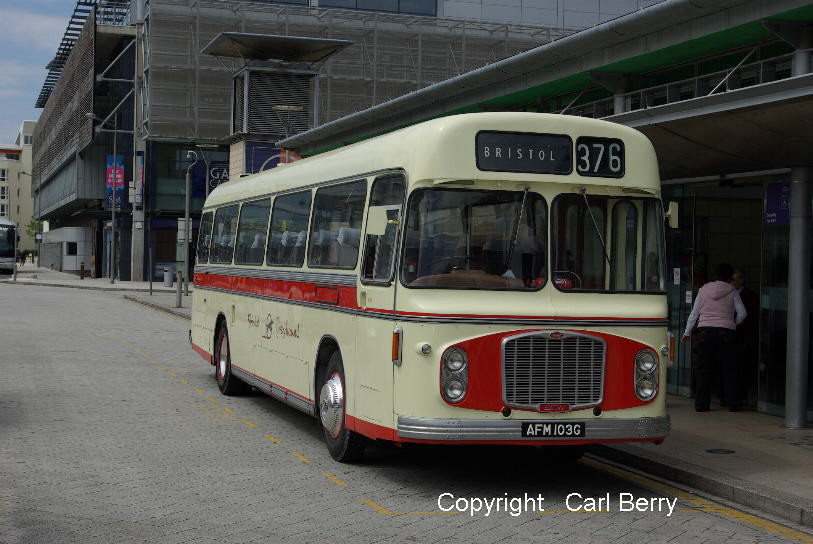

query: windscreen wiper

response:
[580,188,611,268]
[503,186,529,279]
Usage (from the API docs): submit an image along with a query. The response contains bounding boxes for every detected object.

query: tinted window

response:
[267,191,312,267]
[309,180,367,269]
[196,211,213,264]
[552,195,665,293]
[401,189,547,290]
[235,199,271,265]
[210,205,239,264]
[362,175,405,283]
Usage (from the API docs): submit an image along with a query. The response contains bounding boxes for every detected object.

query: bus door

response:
[355,174,406,428]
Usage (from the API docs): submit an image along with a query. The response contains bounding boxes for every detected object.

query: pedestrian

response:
[681,262,746,412]
[17,250,25,267]
[732,268,759,406]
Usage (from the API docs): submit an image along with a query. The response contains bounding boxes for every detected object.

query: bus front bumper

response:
[397,415,670,442]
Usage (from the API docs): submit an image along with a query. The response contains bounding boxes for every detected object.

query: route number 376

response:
[575,137,624,178]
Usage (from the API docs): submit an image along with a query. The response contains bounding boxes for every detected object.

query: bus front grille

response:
[502,332,605,411]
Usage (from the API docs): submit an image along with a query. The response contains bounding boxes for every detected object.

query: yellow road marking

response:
[264,434,281,444]
[362,499,398,515]
[158,365,167,370]
[193,387,203,393]
[323,473,348,487]
[168,372,177,377]
[290,452,310,463]
[147,359,157,364]
[179,379,189,384]
[207,397,218,404]
[241,419,256,427]
[583,457,813,544]
[223,407,236,415]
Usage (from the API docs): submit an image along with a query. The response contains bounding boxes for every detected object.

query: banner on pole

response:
[105,154,125,208]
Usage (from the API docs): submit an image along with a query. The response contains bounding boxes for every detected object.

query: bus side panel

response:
[352,315,395,431]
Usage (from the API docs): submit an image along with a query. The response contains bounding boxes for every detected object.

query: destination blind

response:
[476,131,572,175]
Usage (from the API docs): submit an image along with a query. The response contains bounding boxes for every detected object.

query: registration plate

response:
[521,421,585,438]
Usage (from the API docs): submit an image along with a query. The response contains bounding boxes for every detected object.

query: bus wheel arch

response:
[314,338,366,462]
[213,318,248,396]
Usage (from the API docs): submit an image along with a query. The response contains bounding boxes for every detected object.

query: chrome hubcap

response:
[217,334,228,381]
[320,372,344,439]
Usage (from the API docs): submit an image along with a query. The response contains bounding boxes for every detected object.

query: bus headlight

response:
[634,348,658,402]
[635,377,657,401]
[444,347,467,372]
[635,349,657,373]
[441,347,468,403]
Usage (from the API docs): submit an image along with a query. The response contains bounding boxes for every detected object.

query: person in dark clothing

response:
[682,263,746,412]
[733,268,759,406]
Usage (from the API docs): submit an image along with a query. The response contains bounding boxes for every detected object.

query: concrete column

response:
[131,24,146,281]
[792,46,811,77]
[785,166,811,429]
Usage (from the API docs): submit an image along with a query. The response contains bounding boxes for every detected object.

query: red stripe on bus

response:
[191,342,212,364]
[195,272,665,322]
[346,414,397,441]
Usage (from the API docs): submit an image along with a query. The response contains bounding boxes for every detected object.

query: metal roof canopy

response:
[277,0,813,154]
[201,32,352,64]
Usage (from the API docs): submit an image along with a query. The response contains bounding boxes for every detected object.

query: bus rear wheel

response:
[214,323,248,396]
[318,351,366,463]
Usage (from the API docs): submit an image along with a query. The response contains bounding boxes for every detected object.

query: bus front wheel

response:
[318,351,366,463]
[214,323,248,396]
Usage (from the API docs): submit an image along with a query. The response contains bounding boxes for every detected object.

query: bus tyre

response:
[214,323,248,396]
[318,351,366,463]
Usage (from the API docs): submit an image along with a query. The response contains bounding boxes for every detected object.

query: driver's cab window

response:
[361,174,405,283]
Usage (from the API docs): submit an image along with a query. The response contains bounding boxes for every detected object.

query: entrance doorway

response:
[664,181,763,408]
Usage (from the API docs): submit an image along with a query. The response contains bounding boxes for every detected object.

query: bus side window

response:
[267,191,312,267]
[362,174,406,283]
[234,198,271,266]
[197,211,214,265]
[308,180,367,270]
[210,205,239,264]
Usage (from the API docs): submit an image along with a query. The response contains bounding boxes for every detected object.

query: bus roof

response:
[205,112,660,209]
[0,218,14,227]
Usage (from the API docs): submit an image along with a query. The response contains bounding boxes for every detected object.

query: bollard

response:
[163,267,173,287]
[79,262,85,280]
[175,270,183,308]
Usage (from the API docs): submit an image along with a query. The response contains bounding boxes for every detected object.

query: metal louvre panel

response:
[233,76,245,134]
[247,72,313,136]
[503,332,605,410]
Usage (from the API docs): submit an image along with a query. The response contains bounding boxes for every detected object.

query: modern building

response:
[33,0,643,281]
[0,121,36,253]
[279,0,813,424]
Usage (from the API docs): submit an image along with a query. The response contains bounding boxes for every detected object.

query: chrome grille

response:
[502,332,605,410]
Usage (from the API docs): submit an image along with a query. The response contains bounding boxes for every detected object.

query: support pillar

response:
[131,21,146,281]
[785,166,811,429]
[763,20,813,76]
[588,71,629,115]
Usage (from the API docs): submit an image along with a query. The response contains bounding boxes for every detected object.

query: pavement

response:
[2,269,812,531]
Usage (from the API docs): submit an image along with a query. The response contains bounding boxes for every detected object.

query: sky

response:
[0,0,75,144]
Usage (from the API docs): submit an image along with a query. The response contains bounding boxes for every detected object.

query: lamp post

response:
[86,111,122,284]
[184,151,199,296]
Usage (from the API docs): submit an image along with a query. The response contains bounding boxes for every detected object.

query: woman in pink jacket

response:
[681,263,746,412]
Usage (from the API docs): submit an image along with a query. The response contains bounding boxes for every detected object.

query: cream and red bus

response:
[191,112,671,462]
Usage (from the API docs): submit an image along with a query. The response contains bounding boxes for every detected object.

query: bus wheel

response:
[318,351,366,463]
[214,323,247,396]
